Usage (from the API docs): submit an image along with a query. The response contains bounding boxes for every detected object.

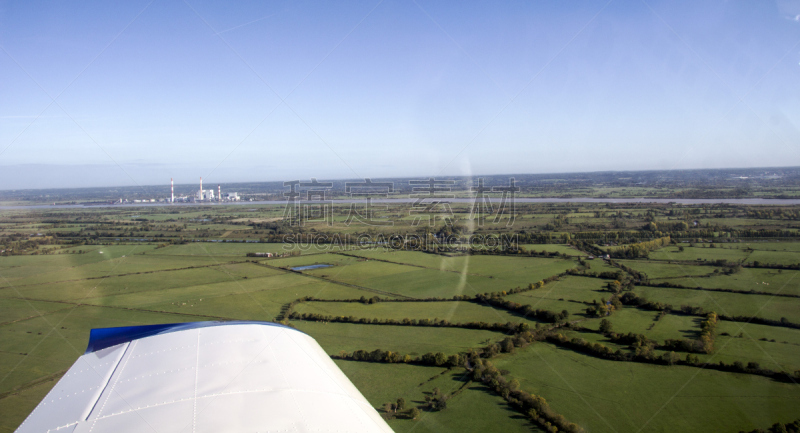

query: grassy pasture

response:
[0,244,157,282]
[266,253,357,269]
[336,361,539,433]
[0,253,223,287]
[292,301,544,326]
[0,306,208,396]
[580,308,701,343]
[515,276,611,303]
[0,263,283,302]
[342,250,577,279]
[561,328,632,354]
[2,205,800,433]
[716,321,800,346]
[648,246,750,262]
[303,255,577,299]
[144,242,325,257]
[634,285,800,322]
[389,379,539,433]
[706,335,800,373]
[522,244,584,256]
[495,343,800,433]
[662,268,800,296]
[501,292,589,317]
[747,250,800,266]
[617,260,713,279]
[334,360,446,409]
[295,321,504,357]
[349,268,543,299]
[0,299,72,325]
[129,273,377,320]
[733,241,800,252]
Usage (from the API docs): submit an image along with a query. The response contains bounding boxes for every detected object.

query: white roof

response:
[16,322,392,433]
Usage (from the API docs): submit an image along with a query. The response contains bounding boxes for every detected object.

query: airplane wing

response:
[15,321,393,433]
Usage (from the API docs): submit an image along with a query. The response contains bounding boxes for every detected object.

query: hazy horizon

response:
[0,163,797,192]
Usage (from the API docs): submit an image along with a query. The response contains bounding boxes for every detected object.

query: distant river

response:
[2,197,800,210]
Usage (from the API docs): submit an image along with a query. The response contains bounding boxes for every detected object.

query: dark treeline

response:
[469,357,584,433]
[618,292,800,330]
[474,295,571,324]
[546,332,800,383]
[333,320,585,432]
[333,349,463,368]
[607,236,671,258]
[289,311,532,334]
[275,272,565,323]
[641,282,800,299]
[739,419,800,433]
[719,314,800,330]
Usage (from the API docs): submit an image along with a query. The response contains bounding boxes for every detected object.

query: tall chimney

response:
[218,185,221,201]
[171,178,174,203]
[199,177,203,200]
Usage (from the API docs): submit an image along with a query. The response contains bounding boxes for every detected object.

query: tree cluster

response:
[739,418,800,433]
[469,357,584,433]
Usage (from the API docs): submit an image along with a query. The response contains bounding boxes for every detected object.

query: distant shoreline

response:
[3,197,800,210]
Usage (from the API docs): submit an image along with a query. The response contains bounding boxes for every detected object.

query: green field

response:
[293,300,544,325]
[296,321,506,356]
[1,202,800,433]
[648,245,751,262]
[617,260,714,279]
[662,267,800,296]
[634,285,800,322]
[494,343,800,433]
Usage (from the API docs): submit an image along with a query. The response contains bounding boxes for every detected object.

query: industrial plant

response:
[116,178,241,204]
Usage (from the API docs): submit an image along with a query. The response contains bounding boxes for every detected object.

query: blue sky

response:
[1,0,799,189]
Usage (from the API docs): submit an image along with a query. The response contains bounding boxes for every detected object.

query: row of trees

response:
[290,311,532,334]
[740,418,800,433]
[545,331,800,382]
[474,295,571,324]
[642,281,800,299]
[334,349,465,368]
[607,236,671,259]
[469,357,584,433]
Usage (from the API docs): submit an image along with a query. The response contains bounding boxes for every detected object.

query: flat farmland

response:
[501,293,590,317]
[142,242,307,257]
[0,252,222,287]
[342,250,577,279]
[292,300,544,325]
[634,285,800,322]
[2,201,800,433]
[299,254,578,299]
[581,308,701,343]
[707,335,800,373]
[617,260,713,279]
[661,268,800,296]
[0,263,282,302]
[494,343,800,433]
[648,246,750,262]
[295,321,505,357]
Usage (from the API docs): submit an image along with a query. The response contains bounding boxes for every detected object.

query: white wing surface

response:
[16,321,393,433]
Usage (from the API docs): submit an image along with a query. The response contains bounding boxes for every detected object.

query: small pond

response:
[291,264,333,271]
